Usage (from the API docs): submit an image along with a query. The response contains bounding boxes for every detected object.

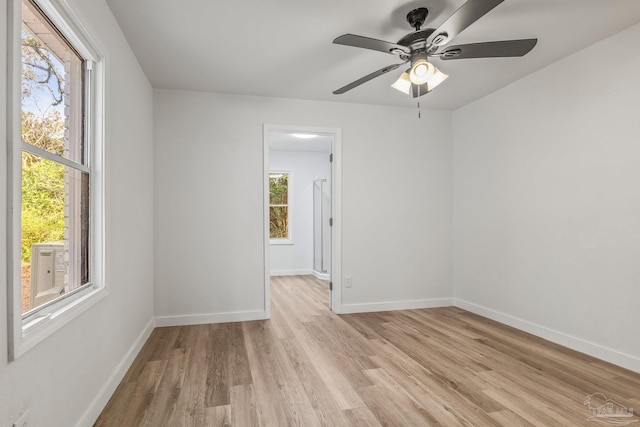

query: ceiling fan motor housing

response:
[397,28,435,49]
[406,7,429,30]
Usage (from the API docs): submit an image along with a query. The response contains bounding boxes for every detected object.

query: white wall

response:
[269,150,330,276]
[0,0,155,425]
[453,23,640,372]
[154,90,453,319]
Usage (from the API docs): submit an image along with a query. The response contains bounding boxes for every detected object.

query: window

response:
[8,0,104,359]
[269,171,292,242]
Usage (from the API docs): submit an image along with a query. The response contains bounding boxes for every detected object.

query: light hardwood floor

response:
[95,275,640,426]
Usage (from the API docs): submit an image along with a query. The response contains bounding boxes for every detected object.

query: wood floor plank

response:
[302,321,375,389]
[479,363,598,422]
[93,381,136,427]
[119,360,167,427]
[489,410,535,427]
[367,344,501,426]
[342,407,384,427]
[470,325,632,401]
[364,367,469,427]
[148,326,181,361]
[280,336,354,426]
[205,328,230,407]
[230,385,259,427]
[372,320,505,415]
[142,347,190,426]
[483,387,574,427]
[227,322,253,386]
[479,370,584,425]
[172,325,209,426]
[203,405,231,427]
[357,372,436,427]
[338,313,386,341]
[121,329,166,383]
[287,321,366,411]
[242,321,291,426]
[96,275,640,426]
[243,320,322,427]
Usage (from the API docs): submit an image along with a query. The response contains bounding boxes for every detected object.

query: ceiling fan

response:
[332,0,537,98]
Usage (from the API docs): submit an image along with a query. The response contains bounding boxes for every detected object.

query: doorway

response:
[263,125,342,316]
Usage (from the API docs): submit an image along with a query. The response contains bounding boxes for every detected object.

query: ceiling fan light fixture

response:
[391,71,412,95]
[426,67,449,91]
[409,59,435,85]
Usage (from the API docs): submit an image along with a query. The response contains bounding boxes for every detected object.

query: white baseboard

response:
[311,270,330,281]
[335,298,453,314]
[270,269,312,276]
[76,317,155,427]
[271,269,330,280]
[155,310,267,327]
[454,299,640,374]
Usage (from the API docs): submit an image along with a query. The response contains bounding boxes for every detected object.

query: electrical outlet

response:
[344,275,352,288]
[13,410,29,427]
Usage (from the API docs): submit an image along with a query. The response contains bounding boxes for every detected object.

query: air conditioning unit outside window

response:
[30,242,67,309]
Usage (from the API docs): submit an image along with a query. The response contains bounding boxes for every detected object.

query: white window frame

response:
[269,170,293,245]
[6,0,106,360]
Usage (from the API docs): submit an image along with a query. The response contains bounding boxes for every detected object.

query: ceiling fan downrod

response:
[406,7,428,31]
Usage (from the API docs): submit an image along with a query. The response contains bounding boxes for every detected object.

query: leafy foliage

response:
[21,112,66,263]
[22,110,65,154]
[269,174,289,238]
[21,152,65,262]
[270,207,289,239]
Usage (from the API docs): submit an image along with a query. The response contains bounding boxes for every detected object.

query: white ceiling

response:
[106,0,640,110]
[269,132,332,153]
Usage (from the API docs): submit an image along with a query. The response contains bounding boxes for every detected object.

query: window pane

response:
[20,0,90,316]
[22,0,85,165]
[270,206,289,239]
[21,152,89,314]
[269,173,288,205]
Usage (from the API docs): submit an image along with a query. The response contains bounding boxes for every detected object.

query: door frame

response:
[263,124,342,316]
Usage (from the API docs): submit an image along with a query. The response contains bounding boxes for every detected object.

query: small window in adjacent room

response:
[7,0,105,359]
[269,171,292,243]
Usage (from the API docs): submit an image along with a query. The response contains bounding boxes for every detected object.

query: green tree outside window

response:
[269,173,289,239]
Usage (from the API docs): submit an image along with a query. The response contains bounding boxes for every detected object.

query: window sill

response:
[270,239,294,245]
[13,286,108,360]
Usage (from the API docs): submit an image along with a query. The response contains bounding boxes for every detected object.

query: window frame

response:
[269,170,293,245]
[6,0,106,360]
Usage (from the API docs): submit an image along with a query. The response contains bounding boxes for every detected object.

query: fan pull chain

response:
[418,85,421,118]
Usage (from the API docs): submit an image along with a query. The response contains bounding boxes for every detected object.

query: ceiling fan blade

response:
[427,0,504,47]
[333,34,410,56]
[439,39,537,60]
[333,63,405,94]
[411,83,430,98]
